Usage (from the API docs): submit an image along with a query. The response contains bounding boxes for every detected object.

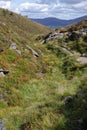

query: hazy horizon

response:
[30,15,87,20]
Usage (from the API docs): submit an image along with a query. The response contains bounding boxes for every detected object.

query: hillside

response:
[0,8,87,130]
[31,15,87,28]
[0,8,51,44]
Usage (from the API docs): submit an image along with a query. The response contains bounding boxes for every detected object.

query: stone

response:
[33,51,39,57]
[25,49,29,53]
[0,72,5,77]
[64,96,74,104]
[26,45,39,57]
[0,94,4,100]
[36,73,44,77]
[0,48,4,53]
[77,119,83,124]
[16,50,21,55]
[10,43,21,55]
[45,32,64,41]
[0,120,6,130]
[0,69,9,77]
[68,32,79,41]
[10,42,17,50]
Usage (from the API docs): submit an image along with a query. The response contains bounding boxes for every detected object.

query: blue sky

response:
[0,0,87,19]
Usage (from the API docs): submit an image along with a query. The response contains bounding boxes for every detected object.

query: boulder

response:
[0,94,4,100]
[44,32,64,41]
[0,69,9,77]
[16,50,21,55]
[26,45,39,58]
[0,72,5,77]
[68,32,79,41]
[64,96,74,104]
[0,120,6,130]
[10,42,17,50]
[10,43,21,55]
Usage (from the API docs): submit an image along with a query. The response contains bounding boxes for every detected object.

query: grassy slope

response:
[0,8,87,130]
[0,8,51,48]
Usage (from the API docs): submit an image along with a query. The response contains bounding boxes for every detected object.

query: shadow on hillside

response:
[54,77,87,130]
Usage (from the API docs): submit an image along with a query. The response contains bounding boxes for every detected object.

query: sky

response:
[0,0,87,19]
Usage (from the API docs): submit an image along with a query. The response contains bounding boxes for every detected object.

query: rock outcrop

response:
[43,32,64,43]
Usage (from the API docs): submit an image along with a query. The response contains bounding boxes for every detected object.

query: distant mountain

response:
[31,16,87,28]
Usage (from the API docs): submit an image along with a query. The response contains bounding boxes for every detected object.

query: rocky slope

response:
[43,19,87,57]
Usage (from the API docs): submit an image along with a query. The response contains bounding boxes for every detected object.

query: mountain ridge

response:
[31,15,87,28]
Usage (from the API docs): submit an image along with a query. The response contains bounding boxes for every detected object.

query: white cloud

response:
[38,0,58,4]
[0,0,11,9]
[72,1,87,10]
[17,2,49,13]
[0,0,87,19]
[59,0,85,4]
